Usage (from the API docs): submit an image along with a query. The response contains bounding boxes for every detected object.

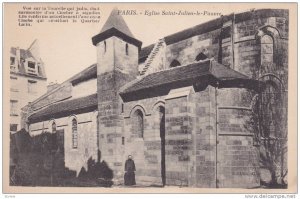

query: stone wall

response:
[216,88,260,188]
[190,86,217,187]
[123,96,165,186]
[114,37,139,76]
[165,30,220,67]
[164,95,193,186]
[29,111,98,175]
[97,70,136,183]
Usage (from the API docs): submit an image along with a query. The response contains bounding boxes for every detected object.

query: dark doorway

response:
[159,106,166,186]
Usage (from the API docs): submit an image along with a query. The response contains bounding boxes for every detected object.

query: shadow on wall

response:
[9,129,113,187]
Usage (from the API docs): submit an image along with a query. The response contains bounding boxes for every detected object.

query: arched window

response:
[170,60,181,68]
[52,121,56,134]
[125,43,129,56]
[72,118,78,149]
[104,40,107,53]
[195,52,208,61]
[132,109,144,138]
[261,35,274,67]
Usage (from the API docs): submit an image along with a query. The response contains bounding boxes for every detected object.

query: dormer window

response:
[27,61,37,75]
[28,61,35,69]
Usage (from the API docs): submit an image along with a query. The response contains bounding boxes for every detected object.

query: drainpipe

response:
[215,81,219,188]
[231,13,236,70]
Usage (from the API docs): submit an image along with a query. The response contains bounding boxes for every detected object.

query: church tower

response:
[92,8,142,182]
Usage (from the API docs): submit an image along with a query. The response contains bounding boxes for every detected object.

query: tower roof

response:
[92,8,142,47]
[100,8,134,38]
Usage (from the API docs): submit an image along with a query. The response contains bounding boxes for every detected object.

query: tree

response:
[250,82,287,188]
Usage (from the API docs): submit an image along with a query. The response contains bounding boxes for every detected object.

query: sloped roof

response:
[92,8,142,47]
[28,93,98,123]
[120,60,249,95]
[10,47,34,59]
[100,8,134,38]
[70,64,97,85]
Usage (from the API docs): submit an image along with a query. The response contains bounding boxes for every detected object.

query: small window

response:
[28,61,35,69]
[104,40,107,53]
[52,121,56,134]
[10,57,15,65]
[195,52,208,61]
[170,60,181,68]
[37,64,41,74]
[72,118,78,149]
[121,103,124,113]
[125,43,129,56]
[122,137,125,145]
[27,61,37,75]
[10,100,18,116]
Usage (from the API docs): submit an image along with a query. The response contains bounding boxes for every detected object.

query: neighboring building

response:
[22,8,288,188]
[10,40,47,133]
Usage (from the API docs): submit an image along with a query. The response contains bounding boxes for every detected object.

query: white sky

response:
[5,3,256,84]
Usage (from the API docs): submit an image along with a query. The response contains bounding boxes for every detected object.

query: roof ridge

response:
[140,39,165,75]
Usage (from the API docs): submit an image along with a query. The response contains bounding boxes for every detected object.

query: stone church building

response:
[22,8,288,188]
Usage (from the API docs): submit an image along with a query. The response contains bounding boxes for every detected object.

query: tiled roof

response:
[139,44,155,63]
[120,60,249,95]
[70,64,97,85]
[28,93,98,123]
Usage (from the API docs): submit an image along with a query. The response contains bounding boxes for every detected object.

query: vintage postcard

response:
[2,2,297,194]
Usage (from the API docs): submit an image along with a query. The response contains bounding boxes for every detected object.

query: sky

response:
[4,3,261,84]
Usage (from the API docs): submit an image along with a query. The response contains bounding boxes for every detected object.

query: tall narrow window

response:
[125,43,129,56]
[72,118,78,149]
[170,59,181,68]
[104,40,107,53]
[122,137,125,145]
[261,35,274,68]
[132,110,144,138]
[121,103,124,113]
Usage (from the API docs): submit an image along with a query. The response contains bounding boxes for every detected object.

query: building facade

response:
[22,8,288,188]
[10,40,47,133]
